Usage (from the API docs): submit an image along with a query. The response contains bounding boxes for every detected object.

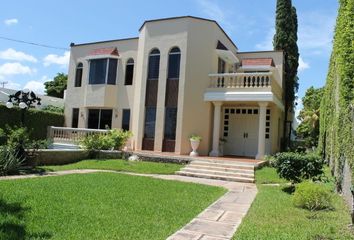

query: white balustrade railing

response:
[208,72,273,89]
[48,126,109,144]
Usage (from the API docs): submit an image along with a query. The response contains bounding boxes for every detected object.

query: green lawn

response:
[42,159,182,174]
[233,167,353,239]
[0,173,226,240]
[255,167,288,184]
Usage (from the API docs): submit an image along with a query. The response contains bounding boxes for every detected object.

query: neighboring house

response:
[0,87,65,109]
[65,16,285,159]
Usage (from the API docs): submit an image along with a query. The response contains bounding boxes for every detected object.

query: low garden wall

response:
[32,149,123,165]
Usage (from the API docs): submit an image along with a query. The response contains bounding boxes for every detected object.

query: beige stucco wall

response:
[65,38,138,129]
[64,16,284,157]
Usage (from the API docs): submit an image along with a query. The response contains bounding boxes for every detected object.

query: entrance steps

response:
[176,159,255,183]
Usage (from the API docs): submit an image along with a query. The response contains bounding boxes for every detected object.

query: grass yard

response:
[42,159,182,174]
[233,167,353,239]
[0,172,226,240]
[255,167,288,184]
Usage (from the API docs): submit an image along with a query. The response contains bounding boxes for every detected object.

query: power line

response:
[0,36,69,51]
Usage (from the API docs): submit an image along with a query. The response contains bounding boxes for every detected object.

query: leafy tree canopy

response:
[44,73,67,98]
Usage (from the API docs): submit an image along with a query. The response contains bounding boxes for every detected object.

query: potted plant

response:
[219,138,227,156]
[189,134,202,156]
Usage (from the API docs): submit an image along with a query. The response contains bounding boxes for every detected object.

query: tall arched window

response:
[75,62,83,87]
[163,47,181,152]
[124,58,134,85]
[142,48,160,150]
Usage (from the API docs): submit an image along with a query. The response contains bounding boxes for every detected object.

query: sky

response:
[0,0,338,115]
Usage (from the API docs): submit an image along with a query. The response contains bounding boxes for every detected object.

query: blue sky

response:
[0,0,338,114]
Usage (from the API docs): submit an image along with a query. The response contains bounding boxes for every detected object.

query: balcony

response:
[204,72,283,109]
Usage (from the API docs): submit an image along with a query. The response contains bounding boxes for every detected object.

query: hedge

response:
[319,0,353,189]
[0,105,64,140]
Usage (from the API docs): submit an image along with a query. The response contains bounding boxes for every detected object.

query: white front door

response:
[223,108,259,158]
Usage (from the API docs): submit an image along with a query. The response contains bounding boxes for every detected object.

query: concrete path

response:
[0,169,257,240]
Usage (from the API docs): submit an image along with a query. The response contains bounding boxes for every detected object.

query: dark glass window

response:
[89,58,117,85]
[167,47,181,79]
[107,59,117,85]
[122,109,131,131]
[147,49,160,80]
[100,110,112,129]
[218,57,226,73]
[144,107,156,138]
[164,108,177,139]
[88,109,100,129]
[89,59,107,84]
[72,108,79,128]
[125,58,134,85]
[88,109,112,129]
[75,63,83,87]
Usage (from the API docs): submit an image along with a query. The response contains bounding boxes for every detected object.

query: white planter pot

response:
[189,139,200,157]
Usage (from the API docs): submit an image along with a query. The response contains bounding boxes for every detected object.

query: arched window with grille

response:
[163,47,181,152]
[124,58,134,85]
[142,48,160,150]
[75,62,83,87]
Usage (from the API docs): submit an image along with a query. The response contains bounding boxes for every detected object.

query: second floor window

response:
[125,58,134,85]
[147,49,160,80]
[75,63,83,87]
[167,47,181,79]
[89,58,117,85]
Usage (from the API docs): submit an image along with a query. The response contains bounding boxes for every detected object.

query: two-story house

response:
[64,16,285,160]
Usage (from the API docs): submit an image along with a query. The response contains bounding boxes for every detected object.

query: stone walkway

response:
[0,169,257,240]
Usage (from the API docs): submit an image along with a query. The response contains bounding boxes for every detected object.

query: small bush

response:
[0,147,24,176]
[293,182,333,211]
[80,129,132,151]
[274,152,324,183]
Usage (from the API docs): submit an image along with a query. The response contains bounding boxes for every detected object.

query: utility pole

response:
[0,81,8,88]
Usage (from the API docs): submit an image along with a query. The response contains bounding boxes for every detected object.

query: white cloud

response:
[255,28,275,50]
[298,11,336,54]
[0,62,36,76]
[298,57,310,72]
[4,18,18,26]
[23,76,51,94]
[0,48,38,63]
[43,51,70,67]
[196,0,234,32]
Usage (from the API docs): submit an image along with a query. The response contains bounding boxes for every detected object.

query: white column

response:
[256,102,268,160]
[209,101,222,157]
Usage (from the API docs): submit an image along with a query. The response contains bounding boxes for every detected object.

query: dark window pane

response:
[242,109,246,114]
[253,109,258,114]
[100,110,112,129]
[225,115,229,119]
[72,108,79,128]
[147,55,160,80]
[266,116,270,121]
[224,121,228,125]
[144,107,156,138]
[267,109,270,114]
[125,62,134,85]
[122,109,131,131]
[88,109,100,129]
[248,109,252,114]
[75,63,83,87]
[225,109,229,113]
[107,59,117,85]
[89,59,107,84]
[164,108,177,139]
[167,53,181,79]
[236,109,240,114]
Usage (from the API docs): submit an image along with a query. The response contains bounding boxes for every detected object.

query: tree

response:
[296,87,324,147]
[44,73,67,98]
[273,0,299,149]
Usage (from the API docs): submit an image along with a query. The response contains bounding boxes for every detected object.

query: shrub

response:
[293,181,333,211]
[80,129,132,152]
[0,105,64,140]
[0,147,24,176]
[274,152,324,183]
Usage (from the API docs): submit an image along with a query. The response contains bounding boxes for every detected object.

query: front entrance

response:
[223,108,259,157]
